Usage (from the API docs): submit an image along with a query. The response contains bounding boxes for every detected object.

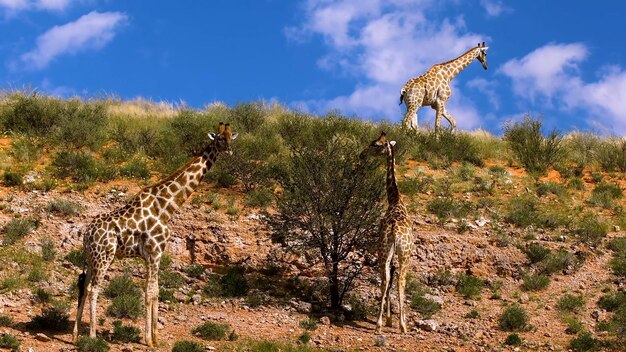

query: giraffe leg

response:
[442,106,457,130]
[434,105,444,134]
[145,255,161,347]
[73,269,91,342]
[402,104,419,130]
[385,265,396,327]
[376,245,394,333]
[397,262,409,333]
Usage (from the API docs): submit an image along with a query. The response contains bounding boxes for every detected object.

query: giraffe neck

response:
[147,142,220,222]
[441,48,479,80]
[386,145,400,206]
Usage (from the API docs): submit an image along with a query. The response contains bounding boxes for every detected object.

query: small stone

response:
[35,332,51,342]
[374,334,386,347]
[416,319,438,332]
[519,293,529,304]
[121,344,133,352]
[320,316,331,325]
[423,294,444,306]
[192,294,202,305]
[615,225,621,232]
[205,346,216,351]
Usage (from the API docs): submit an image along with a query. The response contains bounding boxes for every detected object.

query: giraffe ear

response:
[230,132,239,140]
[208,133,216,140]
[389,141,397,147]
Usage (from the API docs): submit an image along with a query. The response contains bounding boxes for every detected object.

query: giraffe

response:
[360,132,414,333]
[72,122,238,347]
[400,42,489,131]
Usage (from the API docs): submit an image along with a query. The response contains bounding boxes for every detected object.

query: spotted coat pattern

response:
[72,123,237,347]
[400,43,488,130]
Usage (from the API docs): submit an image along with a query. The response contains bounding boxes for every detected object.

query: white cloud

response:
[499,43,587,103]
[466,77,499,109]
[0,0,70,14]
[479,0,509,17]
[287,0,489,129]
[19,11,127,70]
[501,42,626,133]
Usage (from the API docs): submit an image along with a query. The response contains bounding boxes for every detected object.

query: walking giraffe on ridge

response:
[400,42,489,131]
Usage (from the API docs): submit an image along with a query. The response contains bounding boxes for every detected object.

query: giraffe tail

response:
[399,91,405,105]
[77,272,87,306]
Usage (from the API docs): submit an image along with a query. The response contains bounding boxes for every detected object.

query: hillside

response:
[0,92,626,351]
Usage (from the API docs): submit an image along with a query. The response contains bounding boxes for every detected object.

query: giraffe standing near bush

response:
[360,132,414,333]
[72,122,238,347]
[400,42,489,130]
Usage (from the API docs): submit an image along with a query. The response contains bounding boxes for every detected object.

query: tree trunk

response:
[329,261,341,311]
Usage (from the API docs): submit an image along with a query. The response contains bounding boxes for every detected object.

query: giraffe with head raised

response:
[400,42,489,130]
[360,132,414,333]
[72,122,238,347]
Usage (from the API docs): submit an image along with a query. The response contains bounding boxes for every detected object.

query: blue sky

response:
[1,1,626,134]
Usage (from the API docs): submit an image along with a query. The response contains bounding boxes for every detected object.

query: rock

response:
[423,293,444,306]
[205,346,216,351]
[591,309,605,322]
[35,332,51,342]
[416,319,438,332]
[519,293,529,304]
[121,344,133,352]
[475,217,489,227]
[192,294,202,305]
[291,300,312,314]
[320,316,331,325]
[173,291,187,303]
[615,225,621,232]
[374,334,386,347]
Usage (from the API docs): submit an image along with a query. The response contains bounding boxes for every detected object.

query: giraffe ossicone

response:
[360,132,414,333]
[72,122,238,347]
[400,42,489,131]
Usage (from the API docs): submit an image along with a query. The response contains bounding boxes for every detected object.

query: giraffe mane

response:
[435,46,480,66]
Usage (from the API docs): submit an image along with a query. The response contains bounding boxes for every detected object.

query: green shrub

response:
[2,93,63,136]
[2,171,23,187]
[0,333,20,352]
[410,293,442,318]
[427,197,473,224]
[104,274,142,299]
[503,116,564,175]
[536,181,566,197]
[112,320,141,343]
[398,174,432,195]
[244,188,274,208]
[192,321,230,340]
[569,332,599,352]
[65,249,86,268]
[464,309,480,319]
[120,156,151,180]
[219,267,249,297]
[51,150,117,183]
[563,316,583,334]
[29,300,70,330]
[159,287,175,302]
[412,129,484,166]
[505,195,569,229]
[298,331,311,344]
[46,199,81,216]
[185,264,205,279]
[568,178,585,191]
[608,237,626,254]
[172,340,204,352]
[107,294,143,319]
[610,256,626,277]
[344,294,369,321]
[0,315,12,326]
[160,271,185,289]
[75,336,110,352]
[2,216,40,245]
[557,294,585,313]
[572,213,608,245]
[299,318,318,331]
[598,291,626,312]
[10,135,42,164]
[28,263,46,282]
[598,138,626,172]
[498,305,529,331]
[40,237,56,261]
[589,183,623,209]
[504,333,522,346]
[34,287,52,303]
[540,249,578,275]
[0,277,22,292]
[455,273,484,299]
[522,243,551,264]
[52,101,108,150]
[521,274,550,291]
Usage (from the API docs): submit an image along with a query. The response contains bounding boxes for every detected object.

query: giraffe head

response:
[475,42,488,70]
[360,132,396,160]
[208,122,238,155]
